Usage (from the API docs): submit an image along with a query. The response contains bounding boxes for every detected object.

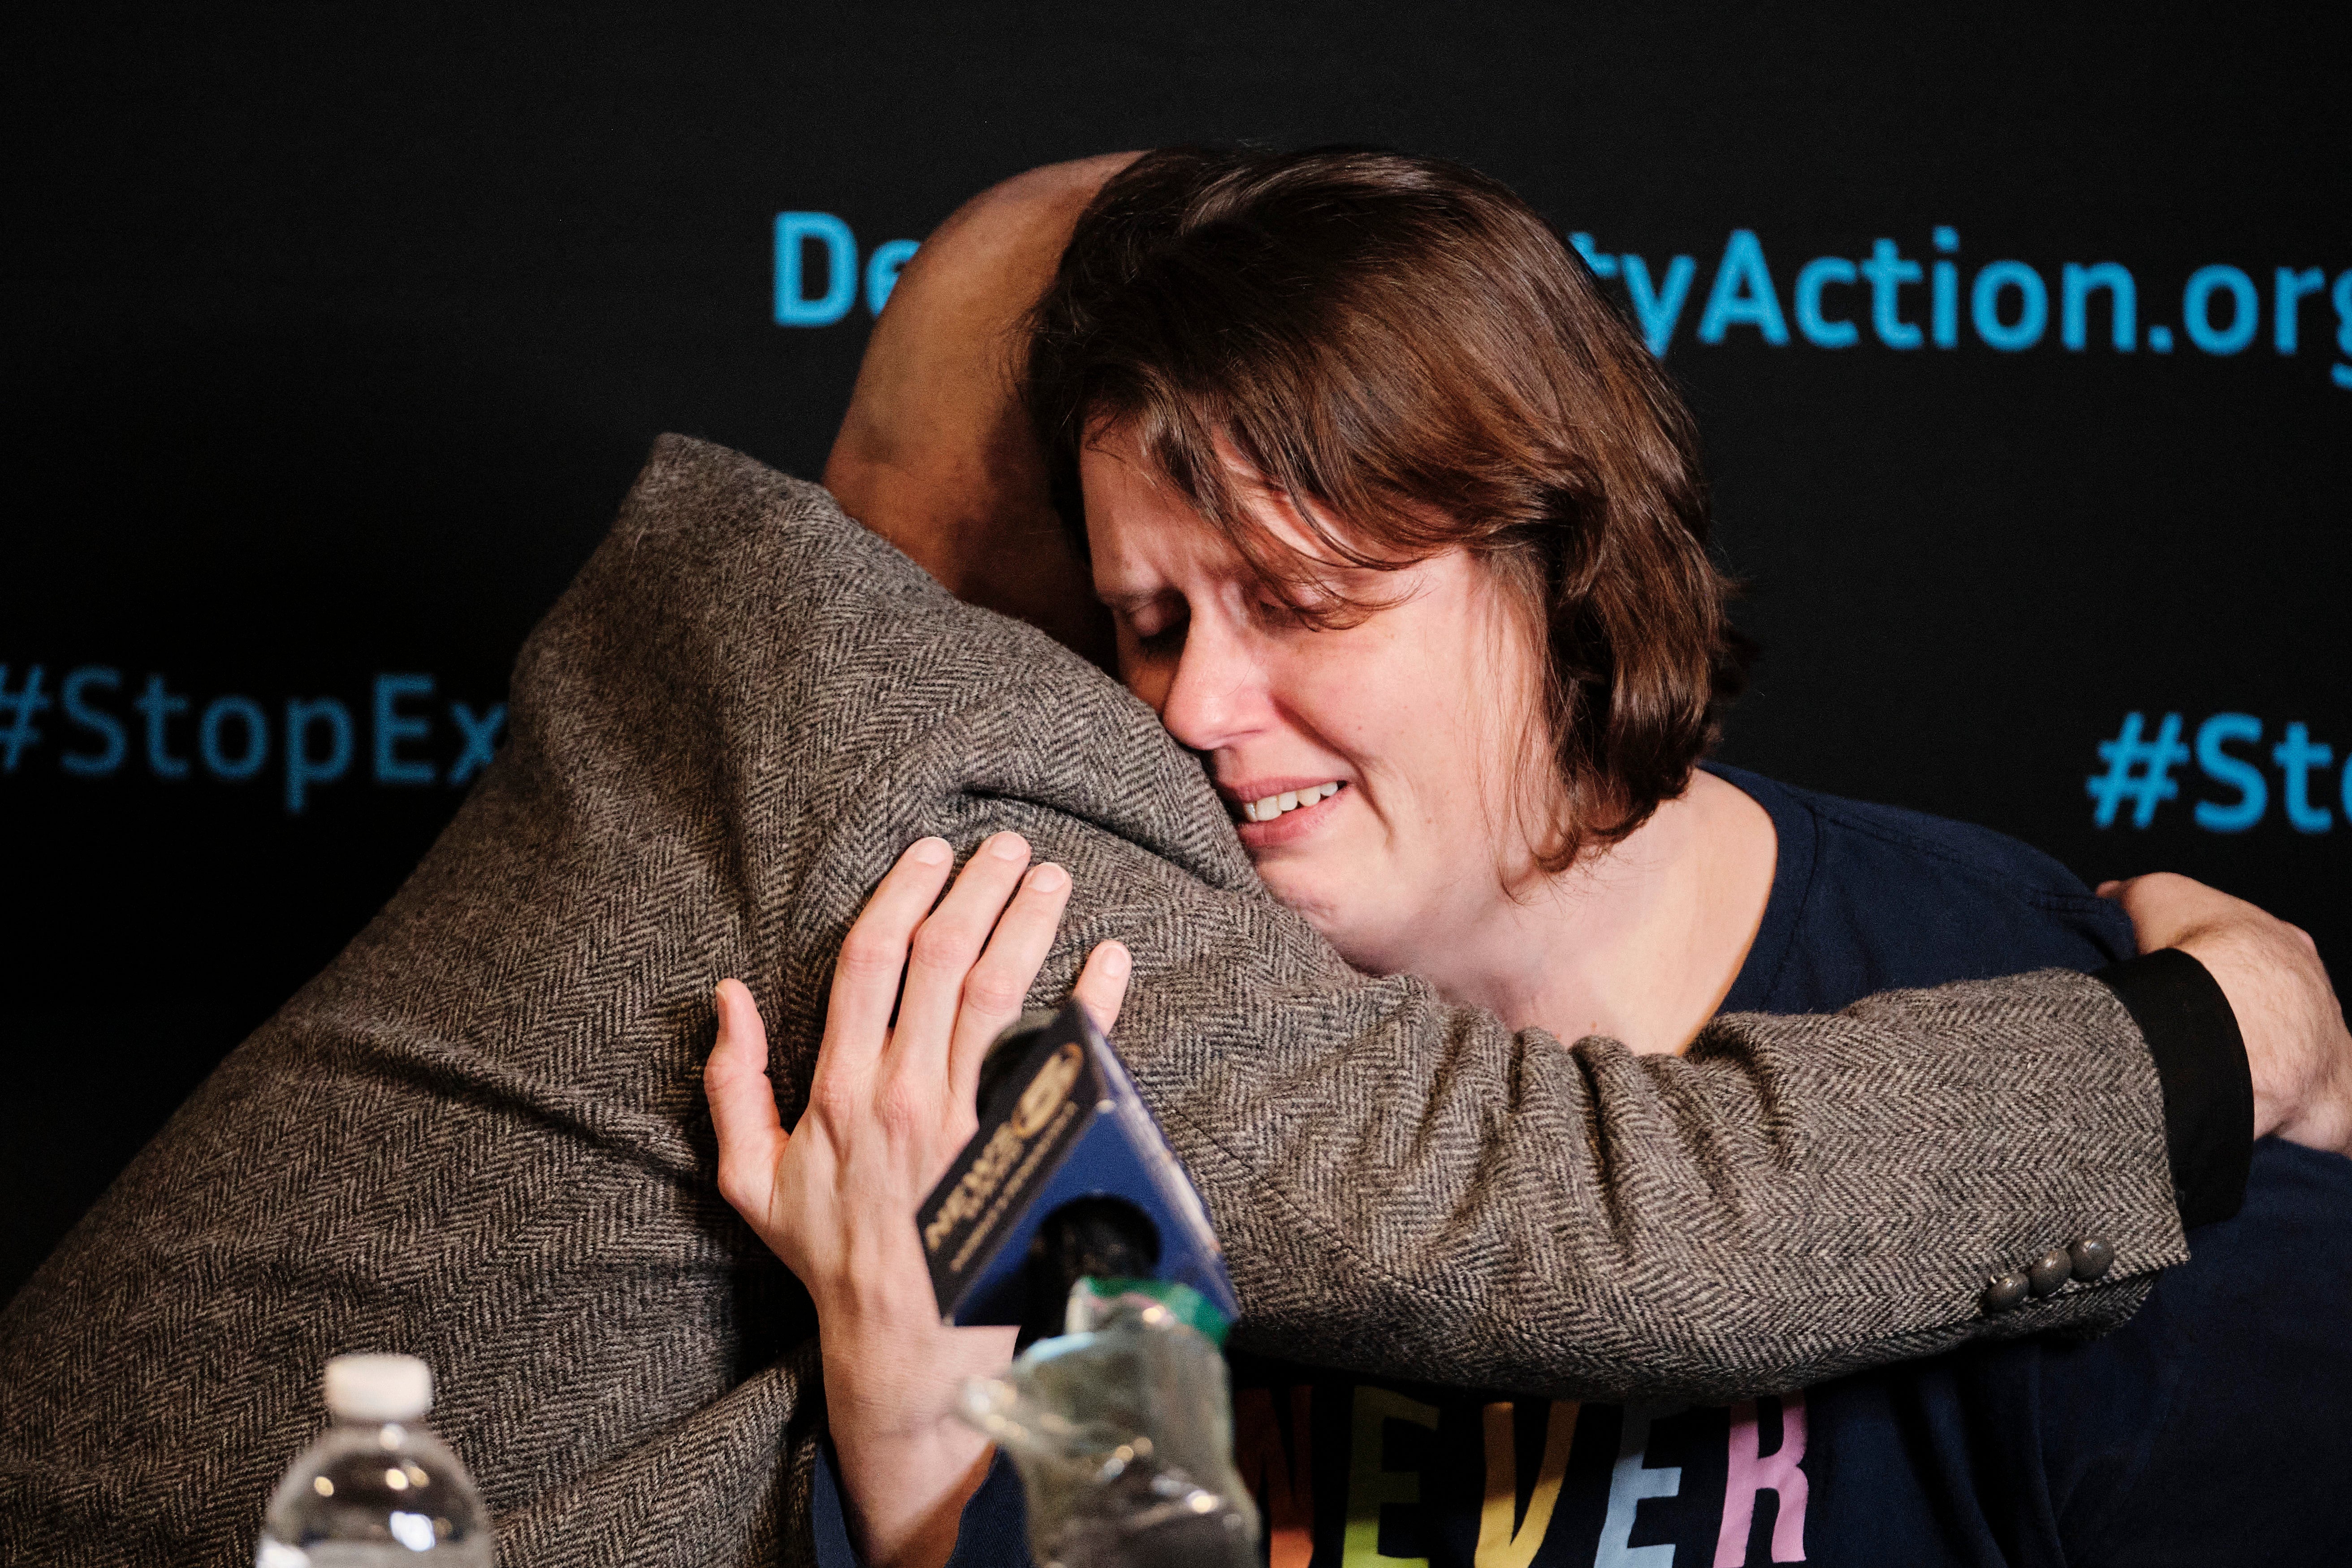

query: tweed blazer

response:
[0,437,2183,1567]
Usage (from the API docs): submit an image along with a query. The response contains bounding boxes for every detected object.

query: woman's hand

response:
[705,832,1131,1568]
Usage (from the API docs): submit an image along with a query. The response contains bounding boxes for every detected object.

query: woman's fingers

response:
[942,861,1077,1102]
[824,837,957,1080]
[827,832,1124,1143]
[1072,940,1133,1035]
[707,979,787,1227]
[891,832,1037,1086]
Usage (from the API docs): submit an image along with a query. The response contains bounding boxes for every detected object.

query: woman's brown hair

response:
[1025,146,1753,871]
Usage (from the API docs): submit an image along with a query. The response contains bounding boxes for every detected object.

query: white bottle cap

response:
[323,1354,433,1423]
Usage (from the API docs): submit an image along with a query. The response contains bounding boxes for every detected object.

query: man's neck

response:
[1422,770,1778,1056]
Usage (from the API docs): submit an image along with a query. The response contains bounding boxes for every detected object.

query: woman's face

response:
[1081,428,1542,975]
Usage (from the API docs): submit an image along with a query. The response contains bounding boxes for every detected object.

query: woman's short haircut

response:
[1025,145,1753,872]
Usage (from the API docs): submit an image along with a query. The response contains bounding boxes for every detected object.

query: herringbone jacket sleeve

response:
[0,437,2184,1568]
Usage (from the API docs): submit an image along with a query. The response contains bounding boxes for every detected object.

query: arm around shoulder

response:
[1120,950,2192,1404]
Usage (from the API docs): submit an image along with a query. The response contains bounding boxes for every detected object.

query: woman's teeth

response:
[1241,782,1341,823]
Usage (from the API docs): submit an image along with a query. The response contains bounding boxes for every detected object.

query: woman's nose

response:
[1156,622,1267,753]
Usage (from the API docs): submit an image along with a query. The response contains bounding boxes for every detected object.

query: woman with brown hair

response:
[708,148,2352,1566]
[1020,146,1773,1044]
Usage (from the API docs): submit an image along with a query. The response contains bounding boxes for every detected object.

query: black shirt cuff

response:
[2095,947,2254,1230]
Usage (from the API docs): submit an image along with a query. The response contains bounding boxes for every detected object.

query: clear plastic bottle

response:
[255,1354,494,1567]
[959,1279,1258,1568]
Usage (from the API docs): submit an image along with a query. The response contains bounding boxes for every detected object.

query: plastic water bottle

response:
[255,1354,494,1566]
[959,1279,1257,1568]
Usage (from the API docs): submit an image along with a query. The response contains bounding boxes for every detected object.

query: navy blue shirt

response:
[817,766,2352,1564]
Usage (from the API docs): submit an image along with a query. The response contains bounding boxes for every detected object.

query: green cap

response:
[1075,1276,1233,1348]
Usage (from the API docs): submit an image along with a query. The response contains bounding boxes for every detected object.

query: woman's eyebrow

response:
[1093,587,1168,614]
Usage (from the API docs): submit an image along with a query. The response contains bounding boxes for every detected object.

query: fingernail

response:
[989,832,1030,861]
[908,837,951,865]
[1029,863,1068,893]
[1098,940,1131,975]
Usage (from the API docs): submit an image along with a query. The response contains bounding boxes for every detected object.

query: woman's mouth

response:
[1225,780,1348,849]
[1238,782,1342,822]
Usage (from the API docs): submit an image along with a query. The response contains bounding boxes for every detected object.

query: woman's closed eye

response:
[1243,593,1297,629]
[1122,605,1189,658]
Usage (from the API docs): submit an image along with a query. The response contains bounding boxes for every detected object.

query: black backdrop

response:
[5,4,2346,1301]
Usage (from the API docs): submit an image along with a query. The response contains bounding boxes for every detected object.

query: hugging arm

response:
[1089,871,2263,1401]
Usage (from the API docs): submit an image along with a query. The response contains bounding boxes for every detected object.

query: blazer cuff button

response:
[2069,1237,2115,1281]
[2027,1248,2074,1296]
[1981,1271,2030,1313]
